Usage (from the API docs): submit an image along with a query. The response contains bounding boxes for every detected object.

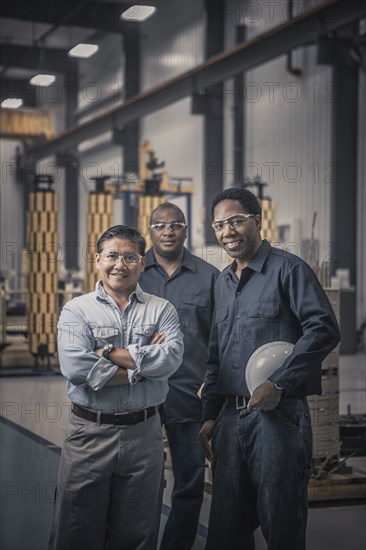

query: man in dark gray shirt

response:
[139,203,219,550]
[199,188,340,550]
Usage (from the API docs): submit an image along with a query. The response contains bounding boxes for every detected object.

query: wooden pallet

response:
[308,469,366,502]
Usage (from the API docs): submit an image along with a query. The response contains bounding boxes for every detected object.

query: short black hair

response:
[150,202,186,224]
[96,225,146,256]
[211,188,262,219]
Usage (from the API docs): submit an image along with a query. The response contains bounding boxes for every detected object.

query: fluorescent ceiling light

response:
[68,43,99,58]
[1,98,23,109]
[120,5,156,22]
[30,74,56,87]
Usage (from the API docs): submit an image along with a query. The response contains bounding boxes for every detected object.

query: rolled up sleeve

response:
[57,306,118,390]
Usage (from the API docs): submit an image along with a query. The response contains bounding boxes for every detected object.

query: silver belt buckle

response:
[236,396,246,410]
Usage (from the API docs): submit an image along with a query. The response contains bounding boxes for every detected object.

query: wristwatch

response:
[102,343,115,360]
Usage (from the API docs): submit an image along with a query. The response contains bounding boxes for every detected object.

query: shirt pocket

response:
[131,324,156,346]
[179,294,209,328]
[91,326,119,348]
[245,302,279,319]
[215,306,229,345]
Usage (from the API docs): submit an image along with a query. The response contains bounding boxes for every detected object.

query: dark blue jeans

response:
[160,422,205,550]
[206,398,312,550]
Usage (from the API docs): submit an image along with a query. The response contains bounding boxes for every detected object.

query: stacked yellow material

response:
[260,198,276,243]
[0,110,54,139]
[138,195,165,250]
[85,192,114,292]
[26,191,58,356]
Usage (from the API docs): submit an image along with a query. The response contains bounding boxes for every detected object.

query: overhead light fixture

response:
[120,5,156,22]
[1,98,23,109]
[30,74,56,87]
[68,43,99,58]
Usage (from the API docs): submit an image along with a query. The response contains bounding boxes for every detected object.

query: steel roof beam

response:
[26,0,366,161]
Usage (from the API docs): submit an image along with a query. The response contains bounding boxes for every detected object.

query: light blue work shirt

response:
[57,281,184,413]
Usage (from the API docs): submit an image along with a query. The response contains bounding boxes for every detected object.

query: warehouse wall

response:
[244,47,333,255]
[224,0,333,258]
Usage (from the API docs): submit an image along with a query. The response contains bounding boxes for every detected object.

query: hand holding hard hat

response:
[246,341,294,412]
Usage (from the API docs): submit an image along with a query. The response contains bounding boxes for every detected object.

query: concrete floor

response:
[0,352,365,549]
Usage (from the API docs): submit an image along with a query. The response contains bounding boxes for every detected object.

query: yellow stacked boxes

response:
[85,192,113,292]
[308,289,341,465]
[260,198,276,244]
[138,196,165,250]
[26,190,58,356]
[0,110,54,139]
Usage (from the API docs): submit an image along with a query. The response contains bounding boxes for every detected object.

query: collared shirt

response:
[139,248,219,422]
[57,282,184,413]
[202,240,340,421]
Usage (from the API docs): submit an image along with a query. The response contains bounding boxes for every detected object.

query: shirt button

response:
[122,325,127,330]
[234,339,238,344]
[235,291,241,296]
[232,364,238,369]
[258,310,263,316]
[236,314,240,319]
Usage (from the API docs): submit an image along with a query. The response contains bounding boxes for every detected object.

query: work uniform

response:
[48,282,183,550]
[202,240,340,550]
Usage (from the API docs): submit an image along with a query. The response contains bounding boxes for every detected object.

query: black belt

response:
[226,396,250,410]
[72,403,156,426]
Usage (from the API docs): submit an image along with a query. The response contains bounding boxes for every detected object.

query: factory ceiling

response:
[0,0,365,158]
[0,1,196,88]
[0,0,139,39]
[0,0,147,79]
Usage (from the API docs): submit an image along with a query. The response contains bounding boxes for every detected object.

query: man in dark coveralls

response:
[199,188,340,550]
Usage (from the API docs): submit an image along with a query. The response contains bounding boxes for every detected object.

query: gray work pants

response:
[48,411,164,550]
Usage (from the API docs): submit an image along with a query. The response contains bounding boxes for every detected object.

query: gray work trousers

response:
[48,411,164,550]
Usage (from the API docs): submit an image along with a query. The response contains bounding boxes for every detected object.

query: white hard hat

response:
[245,341,294,395]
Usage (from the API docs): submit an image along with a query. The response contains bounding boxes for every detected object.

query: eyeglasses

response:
[100,252,142,265]
[212,213,255,232]
[149,222,187,232]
